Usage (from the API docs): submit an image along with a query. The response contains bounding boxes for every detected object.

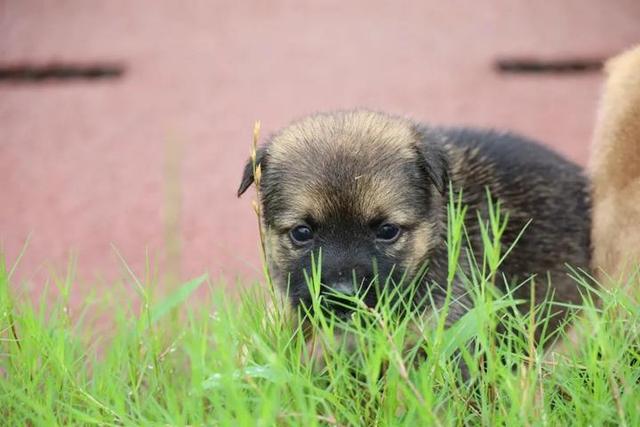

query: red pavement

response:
[1,1,640,308]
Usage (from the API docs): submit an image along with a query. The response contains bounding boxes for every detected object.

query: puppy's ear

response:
[237,146,268,197]
[414,136,449,195]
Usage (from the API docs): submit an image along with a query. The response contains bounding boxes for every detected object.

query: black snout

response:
[292,241,401,320]
[323,279,357,296]
[319,280,359,319]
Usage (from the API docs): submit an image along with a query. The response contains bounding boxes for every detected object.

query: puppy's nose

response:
[321,280,357,320]
[328,280,356,296]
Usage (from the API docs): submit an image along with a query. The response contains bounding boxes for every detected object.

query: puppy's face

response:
[239,111,447,317]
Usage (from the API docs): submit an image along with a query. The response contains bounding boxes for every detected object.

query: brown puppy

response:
[590,45,640,288]
[239,110,591,350]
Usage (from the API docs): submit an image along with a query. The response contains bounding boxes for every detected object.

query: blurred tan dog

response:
[590,45,640,288]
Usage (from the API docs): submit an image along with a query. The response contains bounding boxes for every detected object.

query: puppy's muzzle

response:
[320,280,358,319]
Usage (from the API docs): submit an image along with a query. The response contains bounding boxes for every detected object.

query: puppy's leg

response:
[590,44,640,290]
[548,45,640,365]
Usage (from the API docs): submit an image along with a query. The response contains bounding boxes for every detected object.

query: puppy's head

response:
[238,111,448,318]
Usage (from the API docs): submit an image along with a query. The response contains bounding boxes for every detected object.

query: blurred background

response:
[1,1,640,309]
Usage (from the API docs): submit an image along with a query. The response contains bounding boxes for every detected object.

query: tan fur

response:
[268,111,421,225]
[275,175,415,227]
[403,222,438,277]
[547,47,640,362]
[268,110,417,161]
[590,45,640,287]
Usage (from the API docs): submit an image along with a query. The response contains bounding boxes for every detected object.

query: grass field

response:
[1,194,639,426]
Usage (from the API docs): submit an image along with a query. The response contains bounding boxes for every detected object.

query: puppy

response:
[590,45,640,288]
[238,110,591,352]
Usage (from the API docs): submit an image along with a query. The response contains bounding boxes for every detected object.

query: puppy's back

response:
[422,127,591,311]
[590,45,640,285]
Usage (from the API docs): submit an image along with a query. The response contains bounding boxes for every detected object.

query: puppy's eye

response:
[376,223,401,242]
[290,225,314,245]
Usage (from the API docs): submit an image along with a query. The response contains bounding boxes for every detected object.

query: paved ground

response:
[1,1,640,308]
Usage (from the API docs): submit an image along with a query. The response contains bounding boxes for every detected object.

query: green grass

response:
[1,194,639,426]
